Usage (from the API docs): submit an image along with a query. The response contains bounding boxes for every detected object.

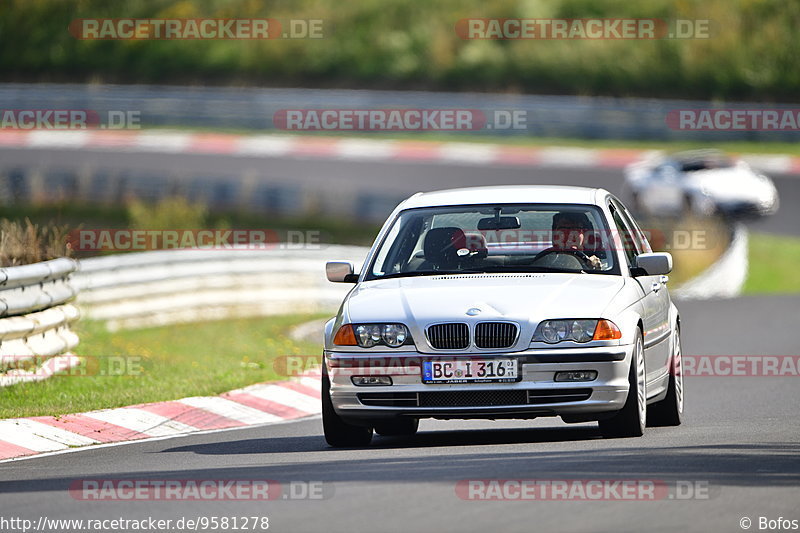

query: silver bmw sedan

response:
[323,185,683,447]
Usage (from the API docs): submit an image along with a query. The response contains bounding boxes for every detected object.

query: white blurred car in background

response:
[624,150,779,218]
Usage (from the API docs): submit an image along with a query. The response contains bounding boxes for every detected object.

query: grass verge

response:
[0,314,326,419]
[744,233,800,294]
[643,215,730,286]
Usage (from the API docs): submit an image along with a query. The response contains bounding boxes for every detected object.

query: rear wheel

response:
[374,418,419,437]
[599,332,646,438]
[648,328,684,427]
[322,366,373,447]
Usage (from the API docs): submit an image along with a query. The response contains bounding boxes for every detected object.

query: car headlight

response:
[355,324,383,348]
[570,319,597,343]
[381,324,408,347]
[540,320,568,343]
[333,323,413,348]
[533,319,621,344]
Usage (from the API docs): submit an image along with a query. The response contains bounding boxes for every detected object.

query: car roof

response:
[398,185,608,210]
[667,149,732,164]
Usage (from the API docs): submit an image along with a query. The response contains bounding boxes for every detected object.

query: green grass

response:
[0,314,327,419]
[648,215,730,286]
[744,233,800,294]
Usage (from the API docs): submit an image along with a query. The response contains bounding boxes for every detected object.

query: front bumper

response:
[717,198,778,218]
[325,344,634,421]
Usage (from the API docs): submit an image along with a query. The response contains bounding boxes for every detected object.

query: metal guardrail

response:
[0,227,745,386]
[0,259,80,386]
[74,246,369,331]
[1,83,797,142]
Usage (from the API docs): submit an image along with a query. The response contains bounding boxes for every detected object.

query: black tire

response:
[322,366,373,447]
[648,328,684,427]
[599,332,646,438]
[374,418,419,437]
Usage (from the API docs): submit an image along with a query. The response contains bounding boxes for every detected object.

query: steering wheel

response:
[532,248,594,269]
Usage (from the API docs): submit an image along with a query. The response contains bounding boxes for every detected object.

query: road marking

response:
[245,385,322,414]
[178,396,283,425]
[83,408,197,437]
[438,143,499,164]
[0,415,320,464]
[31,414,147,443]
[0,419,98,451]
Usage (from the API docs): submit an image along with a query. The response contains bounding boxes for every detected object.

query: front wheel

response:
[322,366,373,447]
[599,333,646,438]
[648,328,684,427]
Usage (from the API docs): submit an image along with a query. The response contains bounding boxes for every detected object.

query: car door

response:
[609,199,671,387]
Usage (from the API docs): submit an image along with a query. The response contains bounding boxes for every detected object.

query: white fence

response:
[0,258,80,387]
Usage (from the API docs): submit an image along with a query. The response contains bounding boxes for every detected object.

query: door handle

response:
[651,282,661,292]
[660,275,669,284]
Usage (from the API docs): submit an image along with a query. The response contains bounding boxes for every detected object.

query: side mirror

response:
[633,252,673,276]
[326,261,359,283]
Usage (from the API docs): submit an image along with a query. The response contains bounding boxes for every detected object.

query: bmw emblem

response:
[466,308,481,316]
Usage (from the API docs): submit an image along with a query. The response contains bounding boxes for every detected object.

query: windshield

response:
[365,204,619,280]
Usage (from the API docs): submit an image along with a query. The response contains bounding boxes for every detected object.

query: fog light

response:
[554,370,598,382]
[351,376,393,386]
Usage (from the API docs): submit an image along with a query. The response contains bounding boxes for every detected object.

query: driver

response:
[550,212,603,269]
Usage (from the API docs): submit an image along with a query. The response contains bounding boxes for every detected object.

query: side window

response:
[620,206,653,254]
[371,219,403,276]
[612,199,649,255]
[609,204,638,266]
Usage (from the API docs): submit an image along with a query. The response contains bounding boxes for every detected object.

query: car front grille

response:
[427,323,470,350]
[527,389,593,404]
[357,388,592,408]
[419,390,527,407]
[426,322,519,349]
[474,322,518,348]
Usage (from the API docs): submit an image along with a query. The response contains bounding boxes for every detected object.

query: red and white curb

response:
[0,371,322,462]
[1,129,799,174]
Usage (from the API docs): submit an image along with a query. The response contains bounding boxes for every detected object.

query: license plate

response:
[422,358,519,384]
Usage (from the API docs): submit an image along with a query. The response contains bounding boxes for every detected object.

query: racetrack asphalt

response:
[0,295,798,533]
[1,145,799,235]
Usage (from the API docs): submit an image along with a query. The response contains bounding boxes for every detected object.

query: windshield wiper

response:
[466,265,587,274]
[375,269,487,280]
[374,266,586,280]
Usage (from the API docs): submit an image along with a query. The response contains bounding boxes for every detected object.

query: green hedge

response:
[3,0,799,101]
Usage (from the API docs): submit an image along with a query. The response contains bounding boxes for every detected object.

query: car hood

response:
[343,273,626,349]
[686,167,776,203]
